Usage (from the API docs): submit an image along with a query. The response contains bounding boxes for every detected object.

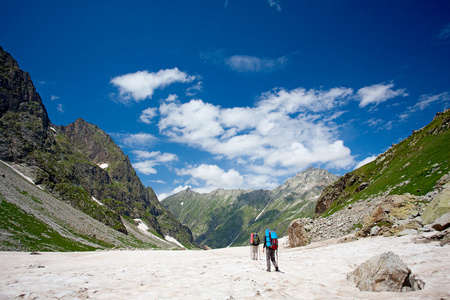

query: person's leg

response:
[270,249,278,269]
[266,249,271,271]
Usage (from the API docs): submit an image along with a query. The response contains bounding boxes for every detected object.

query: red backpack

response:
[265,229,278,250]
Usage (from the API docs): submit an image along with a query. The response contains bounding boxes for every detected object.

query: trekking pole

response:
[276,249,279,267]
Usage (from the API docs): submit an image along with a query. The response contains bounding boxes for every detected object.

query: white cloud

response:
[132,150,178,175]
[57,104,64,113]
[51,95,59,101]
[410,92,449,112]
[177,164,244,192]
[225,55,287,73]
[159,98,224,144]
[186,81,203,96]
[110,68,195,104]
[356,83,407,107]
[113,132,156,148]
[132,160,158,175]
[159,185,191,201]
[158,86,356,178]
[267,0,281,11]
[354,155,377,170]
[140,107,158,124]
[201,50,288,73]
[400,91,450,120]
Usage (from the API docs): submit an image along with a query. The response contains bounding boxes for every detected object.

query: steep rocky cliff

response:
[0,46,195,250]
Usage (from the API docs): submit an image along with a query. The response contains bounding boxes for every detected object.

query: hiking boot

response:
[275,267,280,272]
[266,268,270,272]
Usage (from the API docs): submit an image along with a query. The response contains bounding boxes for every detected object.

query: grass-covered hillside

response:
[316,109,450,217]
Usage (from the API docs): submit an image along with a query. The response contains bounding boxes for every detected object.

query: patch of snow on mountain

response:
[254,203,270,222]
[165,235,186,249]
[91,196,103,206]
[134,219,149,232]
[98,163,109,169]
[1,160,34,184]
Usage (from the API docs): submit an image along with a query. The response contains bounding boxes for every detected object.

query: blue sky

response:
[2,0,449,199]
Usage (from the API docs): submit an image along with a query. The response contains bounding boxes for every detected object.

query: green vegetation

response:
[320,110,450,217]
[0,197,98,251]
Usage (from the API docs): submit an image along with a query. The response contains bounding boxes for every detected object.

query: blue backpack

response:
[265,229,278,250]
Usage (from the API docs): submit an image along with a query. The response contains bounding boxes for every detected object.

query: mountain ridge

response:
[0,46,196,250]
[163,167,338,248]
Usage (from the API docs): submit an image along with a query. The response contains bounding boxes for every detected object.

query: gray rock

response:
[370,226,381,236]
[397,229,418,236]
[431,212,450,231]
[347,251,424,292]
[288,219,310,247]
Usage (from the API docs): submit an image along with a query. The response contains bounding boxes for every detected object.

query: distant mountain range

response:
[163,167,338,248]
[0,46,196,251]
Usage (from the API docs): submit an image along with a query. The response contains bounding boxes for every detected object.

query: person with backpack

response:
[263,229,280,272]
[250,232,260,260]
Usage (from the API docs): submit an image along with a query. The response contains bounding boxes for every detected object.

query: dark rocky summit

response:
[0,46,195,250]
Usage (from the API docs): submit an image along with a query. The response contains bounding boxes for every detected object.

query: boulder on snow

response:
[288,219,310,248]
[347,251,424,292]
[431,212,450,231]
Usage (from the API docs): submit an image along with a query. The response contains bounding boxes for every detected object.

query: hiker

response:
[250,232,260,260]
[263,229,279,272]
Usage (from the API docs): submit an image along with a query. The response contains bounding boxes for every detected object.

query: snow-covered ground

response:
[1,235,449,299]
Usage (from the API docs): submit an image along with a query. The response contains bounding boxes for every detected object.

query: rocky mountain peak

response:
[0,47,196,249]
[273,167,339,197]
[0,47,53,162]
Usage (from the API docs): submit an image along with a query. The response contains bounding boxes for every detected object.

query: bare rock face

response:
[347,251,425,292]
[288,219,310,247]
[422,183,450,225]
[431,212,450,231]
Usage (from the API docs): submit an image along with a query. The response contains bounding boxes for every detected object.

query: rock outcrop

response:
[347,251,425,292]
[422,182,450,224]
[286,172,450,246]
[288,219,310,247]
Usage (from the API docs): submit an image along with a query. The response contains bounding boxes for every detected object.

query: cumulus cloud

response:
[158,86,356,178]
[356,83,408,107]
[132,150,178,175]
[140,107,158,124]
[110,68,195,104]
[57,104,64,113]
[177,164,244,193]
[355,155,377,170]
